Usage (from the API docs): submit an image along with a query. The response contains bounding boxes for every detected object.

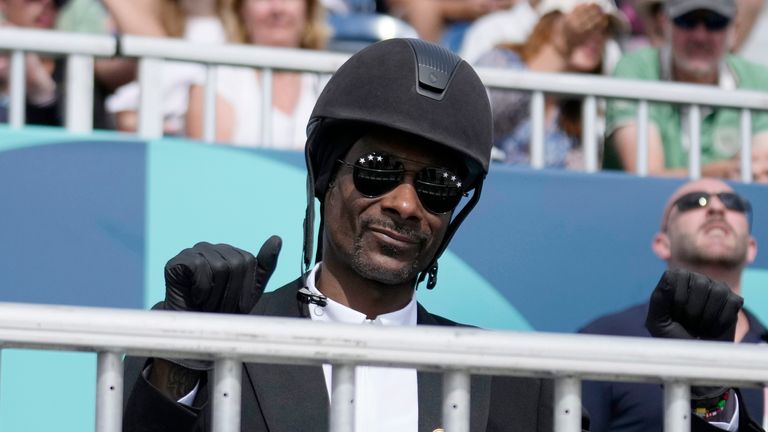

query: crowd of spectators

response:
[1,0,768,181]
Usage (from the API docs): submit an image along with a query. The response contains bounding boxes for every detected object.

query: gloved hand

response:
[645,268,743,400]
[164,236,282,314]
[161,236,282,369]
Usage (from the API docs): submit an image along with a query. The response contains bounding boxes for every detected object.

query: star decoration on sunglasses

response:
[339,151,468,214]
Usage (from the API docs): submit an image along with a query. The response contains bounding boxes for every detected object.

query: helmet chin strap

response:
[417,181,484,290]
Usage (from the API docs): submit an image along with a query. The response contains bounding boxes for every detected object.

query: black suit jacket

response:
[123,278,566,432]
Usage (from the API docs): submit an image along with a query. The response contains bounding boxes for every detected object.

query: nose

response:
[379,181,423,221]
[707,194,727,213]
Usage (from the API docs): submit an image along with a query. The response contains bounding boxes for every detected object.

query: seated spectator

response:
[0,0,66,126]
[103,0,237,134]
[476,0,626,168]
[185,0,329,150]
[579,177,767,431]
[603,0,768,181]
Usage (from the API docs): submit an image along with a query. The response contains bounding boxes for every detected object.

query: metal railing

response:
[3,28,768,180]
[1,302,767,432]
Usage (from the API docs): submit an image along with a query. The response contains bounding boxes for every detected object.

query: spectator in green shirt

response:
[603,0,768,182]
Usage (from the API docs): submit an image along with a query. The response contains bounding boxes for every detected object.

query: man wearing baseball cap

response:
[603,0,768,182]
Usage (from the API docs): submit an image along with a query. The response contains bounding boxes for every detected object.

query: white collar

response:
[305,262,418,326]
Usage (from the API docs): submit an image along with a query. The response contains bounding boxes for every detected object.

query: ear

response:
[746,236,757,265]
[652,232,671,260]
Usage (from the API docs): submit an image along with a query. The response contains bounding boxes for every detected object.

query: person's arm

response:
[732,0,765,52]
[646,270,764,432]
[186,84,236,143]
[148,358,202,401]
[123,239,282,426]
[438,0,515,21]
[101,0,166,36]
[611,123,741,178]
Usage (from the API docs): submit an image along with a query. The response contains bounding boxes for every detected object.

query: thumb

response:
[238,235,283,313]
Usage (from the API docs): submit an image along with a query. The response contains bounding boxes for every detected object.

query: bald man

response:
[579,178,767,432]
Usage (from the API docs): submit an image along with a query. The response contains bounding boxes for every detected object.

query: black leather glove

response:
[161,236,282,369]
[645,268,743,400]
[164,236,282,314]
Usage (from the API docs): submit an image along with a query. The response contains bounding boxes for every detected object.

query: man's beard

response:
[671,228,749,270]
[349,217,430,285]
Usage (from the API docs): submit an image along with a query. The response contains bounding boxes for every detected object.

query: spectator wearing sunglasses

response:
[602,0,768,182]
[123,38,592,432]
[122,38,760,432]
[579,177,767,432]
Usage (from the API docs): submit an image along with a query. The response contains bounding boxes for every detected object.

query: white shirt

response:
[305,263,420,432]
[214,67,321,150]
[105,17,227,134]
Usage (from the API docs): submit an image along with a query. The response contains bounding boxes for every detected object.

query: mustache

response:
[701,216,734,232]
[361,217,430,244]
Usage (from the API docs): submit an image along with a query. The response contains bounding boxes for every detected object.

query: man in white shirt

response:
[122,38,761,432]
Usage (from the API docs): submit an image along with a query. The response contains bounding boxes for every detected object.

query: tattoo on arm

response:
[149,358,202,401]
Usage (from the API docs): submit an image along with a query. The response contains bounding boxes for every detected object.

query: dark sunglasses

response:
[672,11,730,31]
[337,151,467,214]
[672,191,752,217]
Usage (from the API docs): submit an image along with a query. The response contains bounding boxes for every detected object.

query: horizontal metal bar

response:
[0,302,767,386]
[120,35,350,73]
[0,28,115,56]
[478,67,768,111]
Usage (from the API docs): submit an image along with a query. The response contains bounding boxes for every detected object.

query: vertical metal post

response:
[740,108,753,184]
[213,358,242,432]
[530,90,545,169]
[443,371,471,432]
[582,95,598,172]
[687,105,701,179]
[635,100,649,176]
[65,54,95,133]
[203,64,218,143]
[260,68,274,147]
[95,351,123,432]
[664,382,690,432]
[554,377,582,432]
[138,57,164,139]
[9,50,26,128]
[330,364,355,432]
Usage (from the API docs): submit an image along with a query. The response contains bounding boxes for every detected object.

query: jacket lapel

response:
[244,279,330,432]
[416,304,491,432]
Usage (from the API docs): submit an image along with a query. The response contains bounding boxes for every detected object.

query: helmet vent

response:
[406,38,461,101]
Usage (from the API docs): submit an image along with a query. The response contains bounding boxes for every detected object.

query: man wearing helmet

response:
[123,38,758,432]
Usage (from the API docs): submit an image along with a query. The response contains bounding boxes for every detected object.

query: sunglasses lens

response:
[705,15,730,30]
[352,166,403,197]
[346,152,465,214]
[674,192,709,212]
[415,167,464,214]
[717,192,748,212]
[673,12,729,31]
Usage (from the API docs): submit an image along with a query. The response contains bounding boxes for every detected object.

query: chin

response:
[351,252,422,286]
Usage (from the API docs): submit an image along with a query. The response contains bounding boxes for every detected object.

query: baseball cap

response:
[664,0,737,19]
[537,0,630,33]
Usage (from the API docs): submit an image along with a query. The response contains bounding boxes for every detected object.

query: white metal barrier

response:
[2,28,768,181]
[1,302,767,432]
